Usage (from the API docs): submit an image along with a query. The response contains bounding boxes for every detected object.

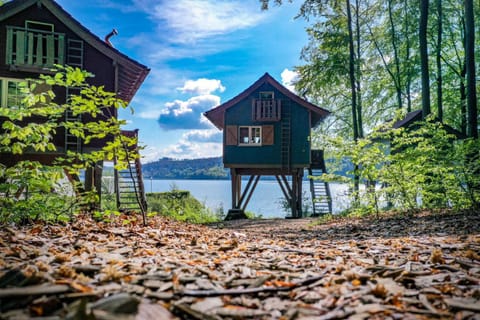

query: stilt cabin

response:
[0,0,150,210]
[204,73,332,219]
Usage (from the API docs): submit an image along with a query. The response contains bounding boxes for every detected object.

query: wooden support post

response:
[84,161,103,210]
[94,161,103,207]
[227,168,248,220]
[296,170,304,218]
[291,172,298,218]
[241,175,260,212]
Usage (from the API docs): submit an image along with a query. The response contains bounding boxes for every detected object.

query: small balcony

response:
[251,99,281,121]
[6,26,65,72]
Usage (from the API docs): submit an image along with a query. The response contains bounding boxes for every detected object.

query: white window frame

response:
[238,126,262,146]
[0,77,26,109]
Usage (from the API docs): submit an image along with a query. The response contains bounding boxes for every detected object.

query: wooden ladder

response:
[309,150,332,215]
[64,87,81,153]
[281,102,291,170]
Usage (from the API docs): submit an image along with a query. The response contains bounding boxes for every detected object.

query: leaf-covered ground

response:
[0,210,479,319]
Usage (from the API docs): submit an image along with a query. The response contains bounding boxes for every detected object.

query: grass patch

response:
[146,190,222,224]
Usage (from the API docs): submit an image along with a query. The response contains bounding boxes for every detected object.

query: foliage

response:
[320,116,480,216]
[0,66,136,224]
[278,190,312,216]
[146,186,221,224]
[142,157,228,180]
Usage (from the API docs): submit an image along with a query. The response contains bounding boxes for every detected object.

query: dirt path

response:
[1,210,479,319]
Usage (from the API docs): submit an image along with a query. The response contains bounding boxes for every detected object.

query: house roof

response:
[391,110,467,139]
[391,110,423,129]
[204,72,331,130]
[0,0,150,104]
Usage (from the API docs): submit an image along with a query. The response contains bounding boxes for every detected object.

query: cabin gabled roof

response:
[391,110,466,139]
[0,0,150,103]
[391,110,423,129]
[204,72,330,130]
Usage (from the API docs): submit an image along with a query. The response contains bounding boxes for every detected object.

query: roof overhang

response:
[204,73,330,130]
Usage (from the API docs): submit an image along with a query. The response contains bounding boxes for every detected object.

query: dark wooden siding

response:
[0,3,116,152]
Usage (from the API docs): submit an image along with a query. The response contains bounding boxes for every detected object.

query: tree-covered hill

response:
[142,157,229,179]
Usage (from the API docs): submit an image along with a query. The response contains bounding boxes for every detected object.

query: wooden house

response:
[0,0,150,210]
[204,73,331,219]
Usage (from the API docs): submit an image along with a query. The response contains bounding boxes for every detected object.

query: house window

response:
[25,20,54,32]
[239,126,262,145]
[259,91,274,100]
[0,78,27,108]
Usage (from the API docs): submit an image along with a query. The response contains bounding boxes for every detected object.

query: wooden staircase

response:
[115,130,147,214]
[308,150,332,215]
[116,158,147,212]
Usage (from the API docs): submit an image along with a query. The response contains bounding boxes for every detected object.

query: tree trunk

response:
[460,64,467,135]
[465,0,478,138]
[346,0,360,197]
[389,0,403,110]
[355,0,363,139]
[404,0,412,112]
[436,0,443,121]
[420,0,431,118]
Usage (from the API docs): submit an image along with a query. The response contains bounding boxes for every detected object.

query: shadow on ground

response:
[210,210,480,241]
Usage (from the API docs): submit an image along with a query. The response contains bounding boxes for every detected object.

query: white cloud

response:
[182,129,222,143]
[158,94,220,130]
[150,129,222,159]
[137,108,163,120]
[177,78,226,95]
[141,145,164,163]
[143,0,266,43]
[281,68,299,92]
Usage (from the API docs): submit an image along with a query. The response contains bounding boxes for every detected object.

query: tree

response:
[0,66,137,223]
[436,0,443,121]
[464,0,478,138]
[419,0,431,117]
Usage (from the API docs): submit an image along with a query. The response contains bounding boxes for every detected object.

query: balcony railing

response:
[251,99,281,121]
[6,26,65,70]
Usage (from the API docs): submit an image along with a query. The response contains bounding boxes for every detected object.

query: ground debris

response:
[0,210,479,319]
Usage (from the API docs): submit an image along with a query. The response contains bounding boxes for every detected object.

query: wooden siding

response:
[223,83,310,167]
[0,2,117,152]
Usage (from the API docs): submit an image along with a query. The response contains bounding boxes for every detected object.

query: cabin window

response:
[0,78,27,108]
[239,126,262,146]
[25,20,54,32]
[259,91,274,100]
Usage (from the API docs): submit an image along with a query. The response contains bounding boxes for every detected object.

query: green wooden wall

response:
[224,83,311,167]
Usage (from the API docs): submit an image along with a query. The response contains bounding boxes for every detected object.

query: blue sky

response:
[56,0,309,162]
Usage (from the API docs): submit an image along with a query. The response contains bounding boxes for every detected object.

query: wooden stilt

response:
[226,168,248,220]
[292,172,298,218]
[241,175,260,212]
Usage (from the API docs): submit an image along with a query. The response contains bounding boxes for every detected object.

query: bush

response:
[146,189,221,224]
[319,117,480,216]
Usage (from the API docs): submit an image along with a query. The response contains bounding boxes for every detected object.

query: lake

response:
[145,179,350,218]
